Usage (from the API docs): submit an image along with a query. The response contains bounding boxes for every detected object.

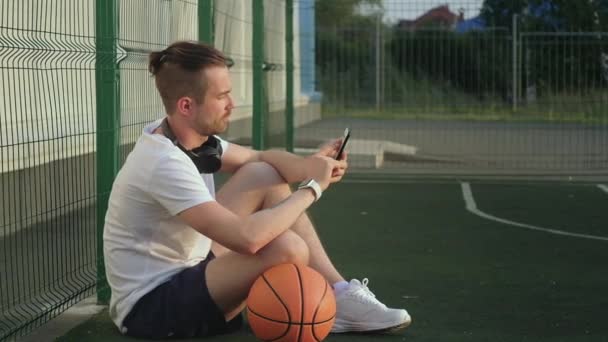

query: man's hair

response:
[149,41,227,114]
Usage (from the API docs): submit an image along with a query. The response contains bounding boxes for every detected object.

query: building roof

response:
[398,5,464,31]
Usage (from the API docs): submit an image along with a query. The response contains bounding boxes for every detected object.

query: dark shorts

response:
[122,253,243,339]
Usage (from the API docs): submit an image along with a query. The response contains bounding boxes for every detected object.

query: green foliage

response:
[480,0,527,28]
[315,1,608,122]
[315,0,386,106]
[315,0,383,28]
[598,0,608,28]
[387,28,607,101]
[387,29,512,100]
[316,27,375,74]
[481,0,608,31]
[525,35,608,95]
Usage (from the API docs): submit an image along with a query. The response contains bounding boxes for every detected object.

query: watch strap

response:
[298,179,322,201]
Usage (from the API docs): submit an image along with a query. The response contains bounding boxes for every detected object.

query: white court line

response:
[461,182,608,242]
[598,184,608,195]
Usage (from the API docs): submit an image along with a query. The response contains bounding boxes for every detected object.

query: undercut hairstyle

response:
[149,41,228,114]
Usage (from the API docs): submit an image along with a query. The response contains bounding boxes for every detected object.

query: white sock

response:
[333,280,349,295]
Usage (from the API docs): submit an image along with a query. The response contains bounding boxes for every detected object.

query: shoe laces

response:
[348,278,387,308]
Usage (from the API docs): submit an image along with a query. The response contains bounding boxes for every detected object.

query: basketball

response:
[246,263,336,342]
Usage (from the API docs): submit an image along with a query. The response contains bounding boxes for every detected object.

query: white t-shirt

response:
[103,118,229,329]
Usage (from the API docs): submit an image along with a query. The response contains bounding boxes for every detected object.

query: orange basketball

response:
[246,263,336,342]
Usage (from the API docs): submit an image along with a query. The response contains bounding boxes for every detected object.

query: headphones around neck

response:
[160,118,223,174]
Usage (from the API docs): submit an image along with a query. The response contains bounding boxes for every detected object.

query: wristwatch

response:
[298,179,322,202]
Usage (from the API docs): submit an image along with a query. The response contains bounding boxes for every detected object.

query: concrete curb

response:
[19,295,106,342]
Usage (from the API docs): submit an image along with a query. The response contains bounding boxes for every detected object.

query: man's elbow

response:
[232,229,264,255]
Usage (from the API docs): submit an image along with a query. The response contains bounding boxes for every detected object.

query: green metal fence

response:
[1,0,298,339]
[2,0,608,340]
[1,1,98,339]
[214,0,293,151]
[301,0,608,175]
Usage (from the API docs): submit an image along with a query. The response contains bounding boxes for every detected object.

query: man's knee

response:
[237,162,292,207]
[259,231,309,266]
[238,162,284,184]
[218,161,291,212]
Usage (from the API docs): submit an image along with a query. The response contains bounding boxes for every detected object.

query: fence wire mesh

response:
[117,0,198,163]
[2,0,608,340]
[0,1,97,340]
[214,0,255,145]
[0,0,197,340]
[298,0,608,175]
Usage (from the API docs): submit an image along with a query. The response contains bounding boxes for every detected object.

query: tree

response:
[315,0,386,107]
[316,0,383,29]
[591,0,608,30]
[480,0,527,28]
[480,0,608,96]
[549,0,605,31]
[480,0,608,31]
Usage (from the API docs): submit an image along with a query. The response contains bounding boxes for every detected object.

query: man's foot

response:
[331,278,411,333]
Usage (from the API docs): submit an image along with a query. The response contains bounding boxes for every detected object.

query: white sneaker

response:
[331,278,411,333]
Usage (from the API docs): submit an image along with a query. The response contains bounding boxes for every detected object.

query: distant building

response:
[397,5,464,31]
[455,16,486,33]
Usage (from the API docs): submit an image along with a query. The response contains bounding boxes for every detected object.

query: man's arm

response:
[220,143,305,182]
[181,155,337,254]
[220,140,346,184]
[179,187,316,255]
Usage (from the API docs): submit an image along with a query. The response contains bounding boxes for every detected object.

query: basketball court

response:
[2,0,608,341]
[52,177,608,342]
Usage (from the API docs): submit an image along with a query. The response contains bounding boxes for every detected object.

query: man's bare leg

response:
[207,162,410,334]
[205,162,344,320]
[215,162,344,284]
[206,229,309,320]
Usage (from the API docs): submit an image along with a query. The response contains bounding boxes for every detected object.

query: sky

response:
[380,0,485,23]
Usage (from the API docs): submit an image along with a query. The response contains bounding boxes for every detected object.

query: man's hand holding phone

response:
[309,128,350,186]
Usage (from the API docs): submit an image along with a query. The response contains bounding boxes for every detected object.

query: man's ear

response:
[176,97,194,116]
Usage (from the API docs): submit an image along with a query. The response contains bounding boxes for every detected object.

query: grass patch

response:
[320,63,608,124]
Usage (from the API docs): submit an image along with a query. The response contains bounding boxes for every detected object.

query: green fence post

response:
[199,0,214,44]
[252,0,265,150]
[95,0,120,305]
[285,0,294,152]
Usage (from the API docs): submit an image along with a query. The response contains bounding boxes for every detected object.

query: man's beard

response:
[194,117,228,136]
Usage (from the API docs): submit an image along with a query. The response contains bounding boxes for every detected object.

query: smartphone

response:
[335,128,350,160]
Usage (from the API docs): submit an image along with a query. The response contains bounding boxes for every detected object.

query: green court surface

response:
[57,179,608,342]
